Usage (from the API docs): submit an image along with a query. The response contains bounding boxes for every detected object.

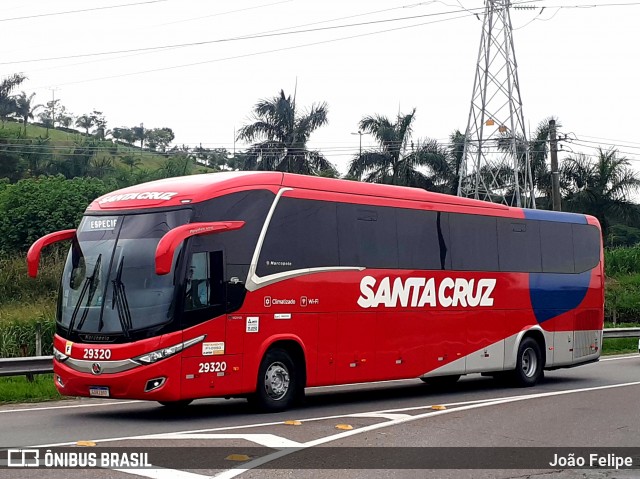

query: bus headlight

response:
[53,347,69,363]
[133,335,206,365]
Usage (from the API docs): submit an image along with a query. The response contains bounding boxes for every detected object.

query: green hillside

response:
[1,120,213,173]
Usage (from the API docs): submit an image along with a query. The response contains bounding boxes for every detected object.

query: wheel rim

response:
[264,361,290,401]
[521,347,538,378]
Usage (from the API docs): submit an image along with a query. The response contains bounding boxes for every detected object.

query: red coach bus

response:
[28,172,604,412]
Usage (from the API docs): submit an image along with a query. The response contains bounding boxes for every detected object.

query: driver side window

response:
[185,252,210,311]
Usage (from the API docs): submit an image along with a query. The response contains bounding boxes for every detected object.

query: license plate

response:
[89,386,110,397]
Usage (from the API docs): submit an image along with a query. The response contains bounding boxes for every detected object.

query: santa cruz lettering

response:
[357,276,496,309]
[98,191,178,204]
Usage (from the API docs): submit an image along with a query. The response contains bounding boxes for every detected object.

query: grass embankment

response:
[0,375,61,403]
[2,120,198,172]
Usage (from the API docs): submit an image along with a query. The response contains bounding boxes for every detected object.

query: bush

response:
[0,175,112,254]
[0,254,64,306]
[0,316,55,358]
[605,245,640,276]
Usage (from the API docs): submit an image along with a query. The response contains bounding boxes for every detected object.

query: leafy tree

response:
[191,145,230,170]
[0,73,26,127]
[132,125,145,149]
[237,89,336,175]
[562,148,640,239]
[14,92,42,135]
[111,127,136,145]
[55,105,74,129]
[0,130,23,180]
[145,127,174,152]
[348,108,448,188]
[158,155,192,178]
[0,176,111,254]
[91,110,107,139]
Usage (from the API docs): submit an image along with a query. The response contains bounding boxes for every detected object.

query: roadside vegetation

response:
[0,375,61,403]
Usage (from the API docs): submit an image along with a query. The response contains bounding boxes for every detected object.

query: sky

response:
[1,0,640,178]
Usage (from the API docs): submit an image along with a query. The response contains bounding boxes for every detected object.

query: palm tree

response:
[496,116,561,207]
[121,155,141,172]
[348,109,448,189]
[237,89,336,176]
[562,148,640,239]
[14,92,42,135]
[0,73,26,127]
[75,114,95,135]
[426,129,466,195]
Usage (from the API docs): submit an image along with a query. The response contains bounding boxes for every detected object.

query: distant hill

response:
[1,120,213,173]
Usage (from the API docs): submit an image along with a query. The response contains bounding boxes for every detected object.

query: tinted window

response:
[573,224,601,273]
[497,219,542,272]
[337,203,398,268]
[449,213,499,271]
[397,209,449,270]
[540,221,574,273]
[257,197,339,276]
[193,190,274,268]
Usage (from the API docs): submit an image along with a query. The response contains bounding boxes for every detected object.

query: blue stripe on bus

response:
[523,209,587,224]
[529,271,591,323]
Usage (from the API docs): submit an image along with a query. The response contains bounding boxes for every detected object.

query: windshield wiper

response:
[68,254,102,334]
[110,255,132,338]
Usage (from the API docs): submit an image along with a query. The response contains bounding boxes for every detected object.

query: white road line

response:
[346,413,411,420]
[0,400,142,414]
[151,433,302,448]
[600,355,638,362]
[115,468,211,479]
[32,398,492,447]
[31,378,640,449]
[212,380,640,479]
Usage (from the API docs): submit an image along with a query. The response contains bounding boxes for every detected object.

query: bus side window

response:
[185,251,224,311]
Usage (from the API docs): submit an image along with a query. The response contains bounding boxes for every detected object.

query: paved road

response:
[1,354,639,478]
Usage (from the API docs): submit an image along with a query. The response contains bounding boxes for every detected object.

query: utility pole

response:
[351,130,363,158]
[50,87,59,128]
[549,119,561,211]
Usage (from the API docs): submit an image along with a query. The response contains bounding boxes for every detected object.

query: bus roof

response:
[87,171,593,225]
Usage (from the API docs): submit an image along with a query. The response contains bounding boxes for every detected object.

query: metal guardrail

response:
[0,355,53,378]
[602,327,640,339]
[0,328,639,379]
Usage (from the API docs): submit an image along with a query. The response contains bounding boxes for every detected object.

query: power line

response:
[0,5,487,66]
[0,0,167,23]
[27,11,477,89]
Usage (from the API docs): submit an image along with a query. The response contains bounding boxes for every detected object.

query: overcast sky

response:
[1,0,639,176]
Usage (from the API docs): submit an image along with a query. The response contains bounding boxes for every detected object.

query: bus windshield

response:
[58,209,191,337]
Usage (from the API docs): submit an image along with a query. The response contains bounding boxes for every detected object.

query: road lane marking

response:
[347,413,411,420]
[600,355,638,362]
[150,433,302,448]
[212,380,640,479]
[115,468,211,479]
[30,380,640,449]
[0,400,142,414]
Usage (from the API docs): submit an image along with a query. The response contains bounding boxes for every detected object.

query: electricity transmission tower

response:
[458,0,536,209]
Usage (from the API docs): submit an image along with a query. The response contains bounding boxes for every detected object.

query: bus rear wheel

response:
[512,337,543,387]
[250,348,299,413]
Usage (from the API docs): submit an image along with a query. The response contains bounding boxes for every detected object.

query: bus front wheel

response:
[250,348,299,413]
[512,337,543,387]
